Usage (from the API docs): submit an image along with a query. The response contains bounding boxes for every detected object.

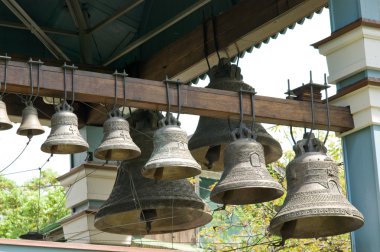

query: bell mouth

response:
[95,148,141,161]
[270,214,364,239]
[211,186,284,205]
[17,128,45,138]
[41,143,88,154]
[142,164,201,180]
[94,206,212,235]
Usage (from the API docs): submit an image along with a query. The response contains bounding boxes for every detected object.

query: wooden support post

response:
[0,60,353,132]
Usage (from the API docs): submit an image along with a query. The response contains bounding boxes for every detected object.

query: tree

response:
[198,127,351,251]
[0,168,70,238]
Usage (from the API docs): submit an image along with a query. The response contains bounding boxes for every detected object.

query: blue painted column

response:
[315,1,380,251]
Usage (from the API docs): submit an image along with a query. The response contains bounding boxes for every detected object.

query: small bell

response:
[143,113,201,180]
[210,126,284,205]
[95,109,140,161]
[189,59,282,171]
[94,110,212,235]
[270,133,364,239]
[17,102,45,138]
[41,101,88,154]
[0,100,12,130]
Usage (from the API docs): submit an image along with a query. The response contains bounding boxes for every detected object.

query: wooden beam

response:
[139,0,328,82]
[0,60,353,132]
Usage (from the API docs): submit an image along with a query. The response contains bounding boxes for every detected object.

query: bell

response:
[0,100,12,130]
[143,113,201,180]
[189,58,282,171]
[94,109,141,161]
[210,127,284,205]
[41,101,89,154]
[94,110,212,235]
[270,133,364,239]
[17,103,45,138]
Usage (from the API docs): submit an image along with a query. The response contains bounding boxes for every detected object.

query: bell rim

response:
[269,212,364,238]
[210,184,284,205]
[0,122,13,130]
[142,164,202,180]
[94,146,141,161]
[16,128,45,137]
[41,143,89,154]
[94,206,212,235]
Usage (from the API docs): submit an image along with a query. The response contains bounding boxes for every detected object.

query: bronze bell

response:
[17,103,45,138]
[143,113,201,180]
[94,110,212,235]
[270,133,364,239]
[0,100,12,130]
[210,126,284,205]
[41,101,89,154]
[189,58,282,171]
[95,109,141,161]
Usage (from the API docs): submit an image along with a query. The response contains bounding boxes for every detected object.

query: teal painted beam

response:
[336,70,380,90]
[342,126,380,251]
[329,0,380,31]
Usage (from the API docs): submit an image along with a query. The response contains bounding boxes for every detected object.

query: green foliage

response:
[199,127,351,251]
[0,169,70,238]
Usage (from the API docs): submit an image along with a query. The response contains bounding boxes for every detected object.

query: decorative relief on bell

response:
[41,101,89,154]
[210,125,284,205]
[94,109,141,161]
[269,133,364,239]
[143,113,201,180]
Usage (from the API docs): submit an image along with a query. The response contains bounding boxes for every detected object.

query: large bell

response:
[94,110,212,235]
[41,101,89,154]
[0,100,12,130]
[270,133,364,239]
[143,113,201,180]
[94,109,141,161]
[210,127,284,205]
[189,58,282,171]
[17,103,45,138]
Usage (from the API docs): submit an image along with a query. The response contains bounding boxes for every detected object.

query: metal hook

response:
[306,83,315,146]
[62,63,78,105]
[176,80,181,121]
[202,10,211,72]
[323,73,331,145]
[113,70,118,110]
[28,59,43,104]
[122,70,128,115]
[211,7,221,61]
[0,54,11,99]
[248,90,256,133]
[164,76,171,119]
[289,126,297,145]
[28,59,34,103]
[238,89,244,136]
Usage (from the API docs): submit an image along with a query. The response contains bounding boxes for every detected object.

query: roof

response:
[0,0,328,83]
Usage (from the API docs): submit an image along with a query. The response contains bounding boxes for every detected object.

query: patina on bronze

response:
[189,58,282,171]
[270,133,364,239]
[0,100,12,130]
[143,113,201,180]
[95,109,141,161]
[94,110,212,235]
[41,101,89,154]
[17,102,45,138]
[210,125,284,205]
